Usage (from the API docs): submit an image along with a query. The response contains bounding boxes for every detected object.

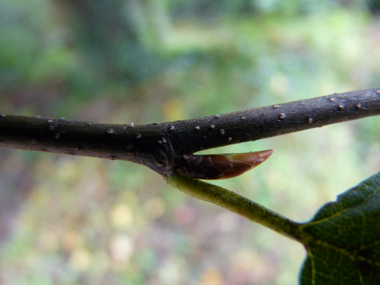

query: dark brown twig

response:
[0,87,379,176]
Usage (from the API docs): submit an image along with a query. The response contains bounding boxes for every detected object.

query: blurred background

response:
[1,0,380,284]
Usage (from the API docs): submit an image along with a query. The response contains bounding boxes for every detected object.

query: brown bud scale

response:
[176,150,273,179]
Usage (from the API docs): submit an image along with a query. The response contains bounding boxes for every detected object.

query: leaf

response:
[299,172,380,284]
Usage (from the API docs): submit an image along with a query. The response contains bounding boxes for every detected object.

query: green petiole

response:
[164,172,303,242]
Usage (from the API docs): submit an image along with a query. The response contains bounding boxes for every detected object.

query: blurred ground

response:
[0,0,380,284]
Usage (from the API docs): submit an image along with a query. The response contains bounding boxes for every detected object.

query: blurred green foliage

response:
[0,0,380,284]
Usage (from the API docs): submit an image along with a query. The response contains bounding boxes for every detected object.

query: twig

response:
[0,87,379,176]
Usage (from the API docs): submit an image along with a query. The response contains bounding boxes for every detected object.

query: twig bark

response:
[0,87,379,176]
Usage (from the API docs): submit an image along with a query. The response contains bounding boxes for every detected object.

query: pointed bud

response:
[176,150,273,180]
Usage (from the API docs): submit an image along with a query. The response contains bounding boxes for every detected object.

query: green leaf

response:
[299,172,380,284]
